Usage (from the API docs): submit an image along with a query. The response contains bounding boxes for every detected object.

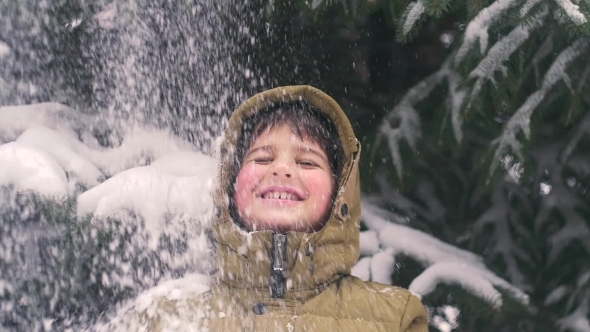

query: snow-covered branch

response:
[554,0,588,25]
[311,0,323,9]
[401,1,426,37]
[530,142,590,265]
[354,200,530,307]
[562,107,590,164]
[488,38,590,176]
[473,182,532,290]
[456,0,520,63]
[531,33,554,84]
[520,0,543,17]
[466,8,548,110]
[377,58,451,179]
[557,297,590,332]
[447,71,466,143]
[410,262,509,307]
[91,273,211,332]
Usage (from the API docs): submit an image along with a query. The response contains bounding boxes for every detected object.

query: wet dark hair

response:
[228,101,345,229]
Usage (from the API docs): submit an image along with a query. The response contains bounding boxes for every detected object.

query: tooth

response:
[279,192,286,200]
[273,192,279,199]
[287,193,294,200]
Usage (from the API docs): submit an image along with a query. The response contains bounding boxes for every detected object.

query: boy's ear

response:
[334,142,361,223]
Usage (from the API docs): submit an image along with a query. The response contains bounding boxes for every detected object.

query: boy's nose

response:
[271,163,293,178]
[272,171,292,178]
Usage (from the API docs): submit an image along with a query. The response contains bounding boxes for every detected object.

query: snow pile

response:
[0,40,9,57]
[0,103,97,144]
[0,103,204,196]
[71,150,216,309]
[90,273,211,332]
[0,142,68,197]
[16,126,105,192]
[353,201,530,308]
[0,102,217,331]
[77,154,215,251]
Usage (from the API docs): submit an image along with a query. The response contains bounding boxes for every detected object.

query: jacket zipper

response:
[270,233,286,298]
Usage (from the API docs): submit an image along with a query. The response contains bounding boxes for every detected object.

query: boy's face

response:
[234,124,334,232]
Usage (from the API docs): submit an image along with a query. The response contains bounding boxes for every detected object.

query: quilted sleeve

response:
[399,294,429,332]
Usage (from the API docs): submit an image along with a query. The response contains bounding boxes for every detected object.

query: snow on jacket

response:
[144,85,428,332]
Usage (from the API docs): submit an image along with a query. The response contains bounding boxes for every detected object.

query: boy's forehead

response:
[252,124,314,145]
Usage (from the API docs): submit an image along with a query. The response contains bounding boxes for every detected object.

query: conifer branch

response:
[530,32,554,85]
[456,0,519,64]
[473,182,532,290]
[554,0,588,25]
[447,70,466,143]
[488,38,590,177]
[402,0,426,36]
[556,295,590,331]
[377,58,451,179]
[520,0,543,18]
[311,0,324,10]
[465,8,548,111]
[397,0,426,43]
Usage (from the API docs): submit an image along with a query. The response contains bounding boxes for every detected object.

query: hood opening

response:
[226,100,345,233]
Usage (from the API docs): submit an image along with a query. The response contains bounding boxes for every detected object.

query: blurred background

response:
[1,0,590,331]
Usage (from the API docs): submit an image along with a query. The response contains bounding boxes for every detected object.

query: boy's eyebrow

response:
[245,145,274,158]
[298,146,329,163]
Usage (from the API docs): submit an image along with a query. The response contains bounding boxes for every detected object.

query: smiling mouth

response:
[259,191,302,201]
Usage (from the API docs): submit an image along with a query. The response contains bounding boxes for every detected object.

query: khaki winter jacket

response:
[146,85,428,332]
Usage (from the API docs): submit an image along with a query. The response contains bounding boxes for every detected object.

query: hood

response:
[211,85,361,301]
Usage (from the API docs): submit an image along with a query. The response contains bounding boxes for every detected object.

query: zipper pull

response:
[270,233,287,298]
[273,233,286,271]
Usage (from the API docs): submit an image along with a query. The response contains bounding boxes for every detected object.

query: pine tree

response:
[266,0,590,330]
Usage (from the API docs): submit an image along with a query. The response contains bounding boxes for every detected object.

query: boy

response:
[145,85,428,331]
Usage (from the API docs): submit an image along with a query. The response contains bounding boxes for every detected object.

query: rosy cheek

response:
[305,173,333,206]
[235,164,260,197]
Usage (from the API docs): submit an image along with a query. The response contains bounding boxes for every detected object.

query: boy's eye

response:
[253,158,272,164]
[298,160,318,167]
